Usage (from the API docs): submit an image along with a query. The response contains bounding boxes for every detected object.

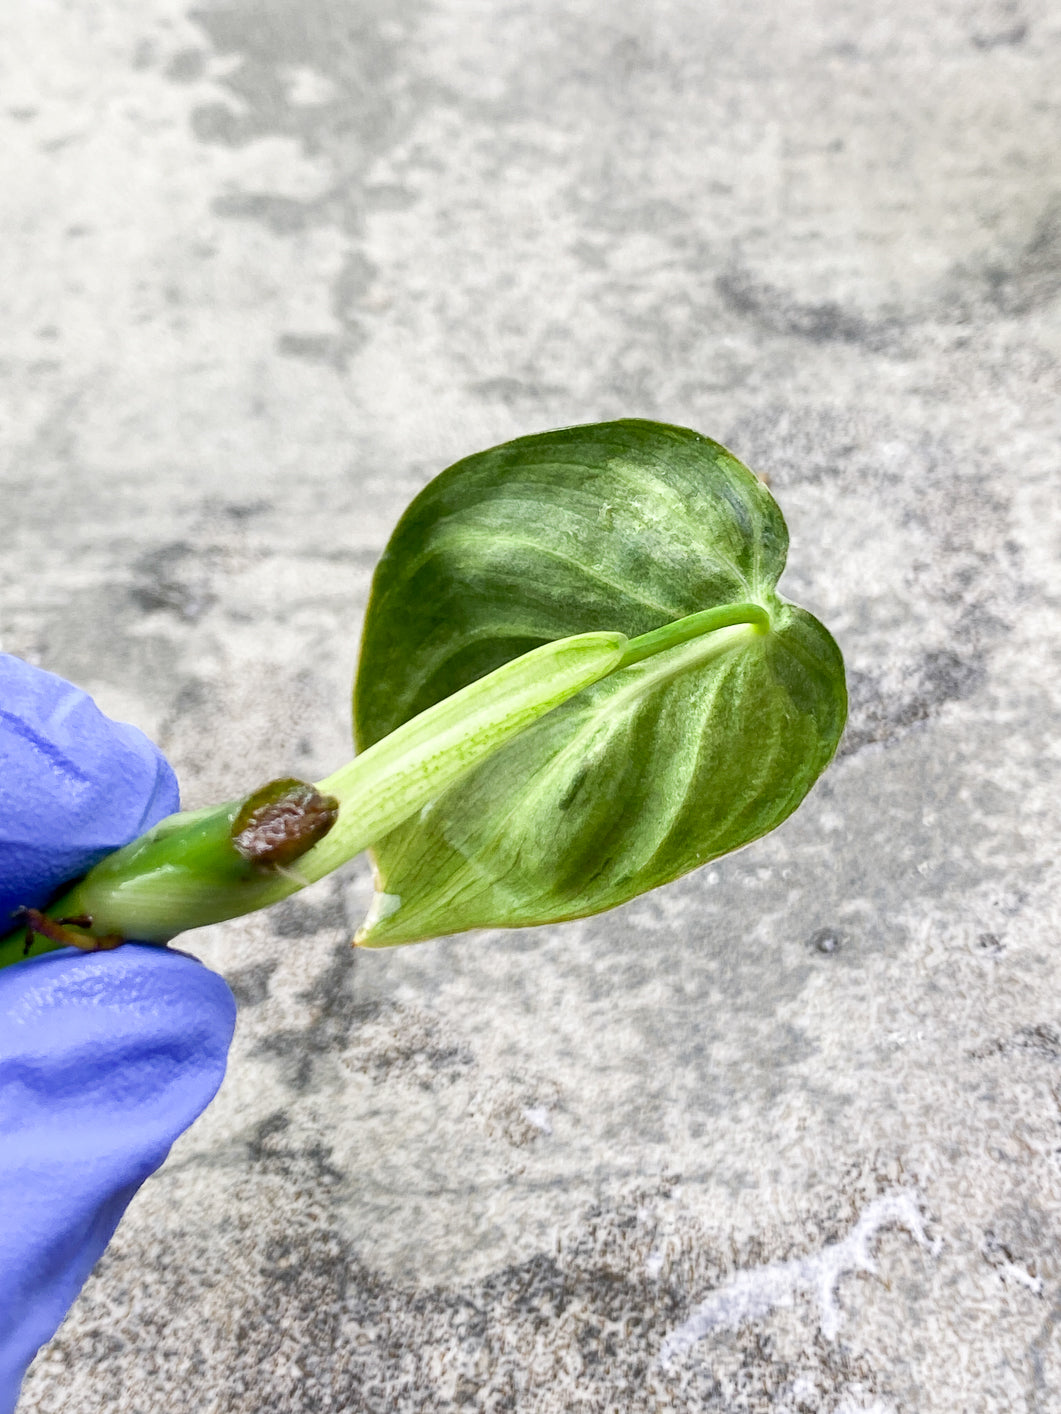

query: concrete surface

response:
[2,1,1060,1410]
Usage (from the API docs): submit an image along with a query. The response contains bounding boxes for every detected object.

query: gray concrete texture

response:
[3,0,1060,1409]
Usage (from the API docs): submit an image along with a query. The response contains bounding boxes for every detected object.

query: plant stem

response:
[0,631,627,966]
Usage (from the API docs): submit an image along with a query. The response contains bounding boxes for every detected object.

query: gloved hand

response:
[0,654,236,1414]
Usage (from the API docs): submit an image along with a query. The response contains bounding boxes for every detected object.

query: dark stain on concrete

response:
[971,1023,1061,1063]
[257,930,380,1091]
[276,332,347,366]
[269,892,346,937]
[972,21,1027,47]
[983,200,1061,316]
[56,1166,898,1412]
[227,959,279,1007]
[348,1008,477,1090]
[840,648,987,757]
[246,1109,345,1185]
[716,268,899,352]
[165,46,207,82]
[131,541,216,622]
[971,1,1029,50]
[177,0,433,363]
[213,190,324,234]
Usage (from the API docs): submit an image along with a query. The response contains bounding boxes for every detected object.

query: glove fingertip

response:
[0,946,237,1409]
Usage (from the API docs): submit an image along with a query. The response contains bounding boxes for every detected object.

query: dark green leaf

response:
[353,419,846,946]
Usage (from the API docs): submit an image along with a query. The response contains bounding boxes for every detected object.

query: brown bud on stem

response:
[231,778,340,871]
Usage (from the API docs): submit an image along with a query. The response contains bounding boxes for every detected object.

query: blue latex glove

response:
[0,655,236,1413]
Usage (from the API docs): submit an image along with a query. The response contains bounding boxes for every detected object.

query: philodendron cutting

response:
[0,419,846,968]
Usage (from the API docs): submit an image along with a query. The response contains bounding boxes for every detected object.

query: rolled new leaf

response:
[0,630,628,961]
[353,419,846,945]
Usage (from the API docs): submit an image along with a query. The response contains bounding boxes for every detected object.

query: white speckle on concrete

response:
[521,1105,552,1134]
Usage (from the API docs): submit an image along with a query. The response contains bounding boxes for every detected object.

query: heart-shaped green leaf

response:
[353,419,846,946]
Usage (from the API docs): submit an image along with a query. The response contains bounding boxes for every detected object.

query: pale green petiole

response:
[619,601,769,667]
[0,601,771,965]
